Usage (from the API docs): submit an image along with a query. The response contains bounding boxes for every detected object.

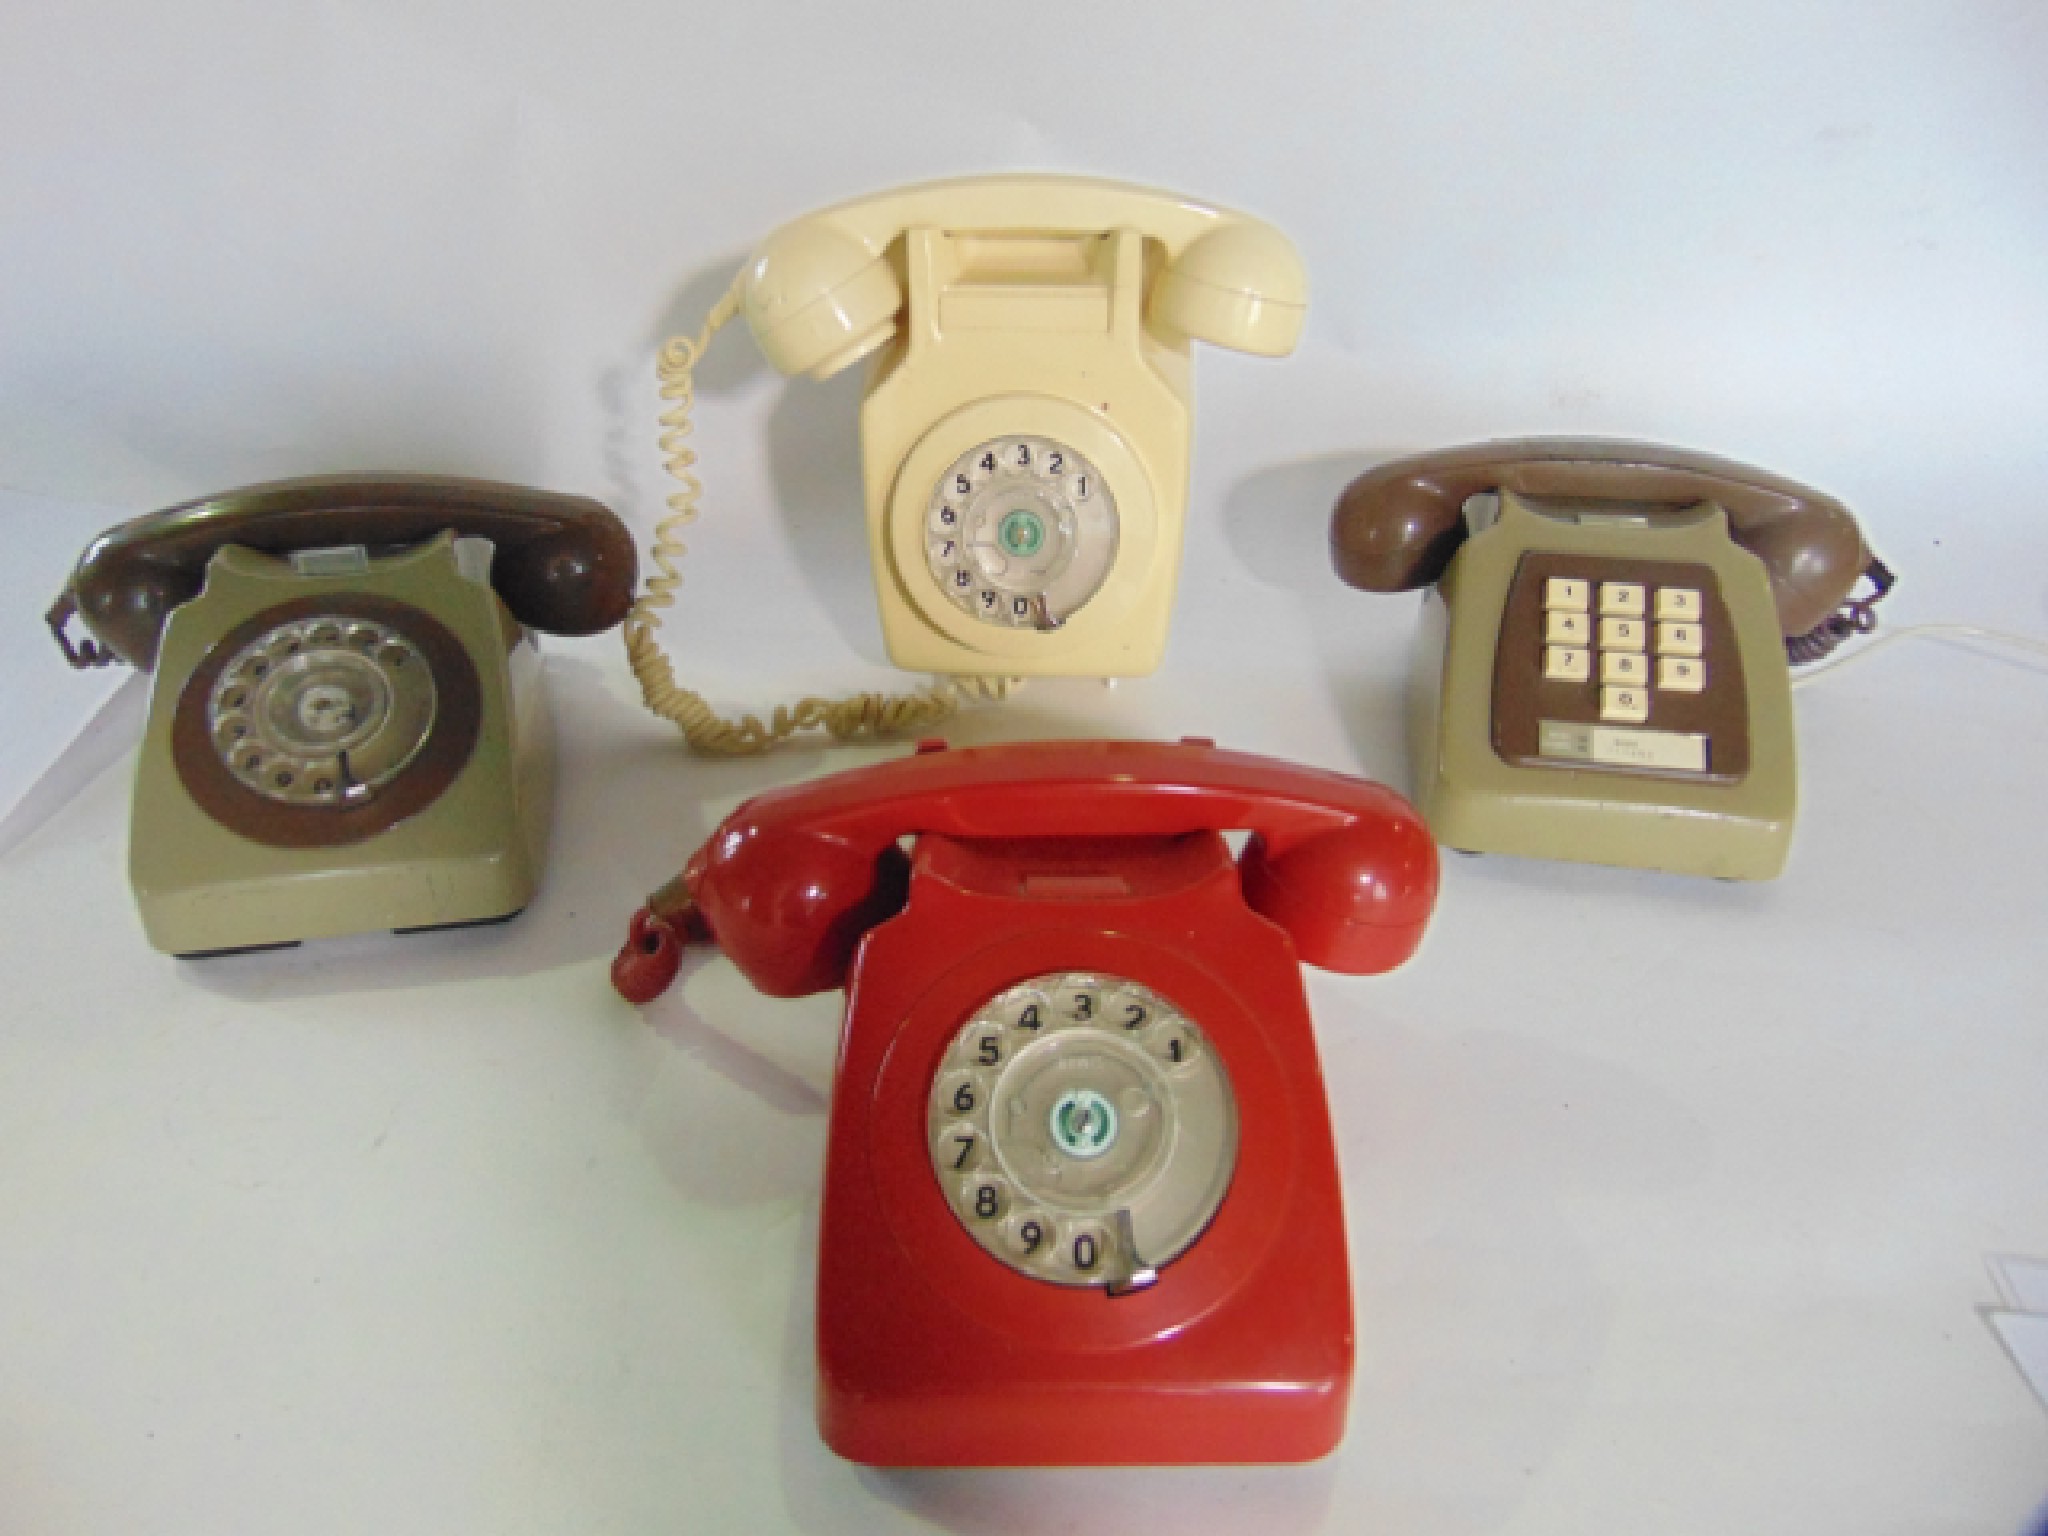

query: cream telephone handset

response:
[627,175,1307,752]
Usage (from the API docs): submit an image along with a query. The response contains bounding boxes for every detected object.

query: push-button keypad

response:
[1539,571,1711,725]
[1502,554,1748,781]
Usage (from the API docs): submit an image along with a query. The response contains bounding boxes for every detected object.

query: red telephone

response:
[612,738,1438,1466]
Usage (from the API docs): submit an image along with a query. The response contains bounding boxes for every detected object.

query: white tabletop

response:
[3,594,2045,1533]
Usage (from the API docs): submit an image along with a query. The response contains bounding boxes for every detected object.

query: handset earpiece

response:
[55,554,205,671]
[744,222,904,379]
[1148,222,1307,357]
[612,825,910,1005]
[678,824,910,999]
[628,207,994,756]
[490,522,639,637]
[1238,816,1438,976]
[1329,463,1476,593]
[1722,500,1869,639]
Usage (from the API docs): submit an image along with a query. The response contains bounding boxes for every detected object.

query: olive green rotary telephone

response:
[48,474,635,955]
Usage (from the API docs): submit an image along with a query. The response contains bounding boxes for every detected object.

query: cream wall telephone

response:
[627,174,1307,752]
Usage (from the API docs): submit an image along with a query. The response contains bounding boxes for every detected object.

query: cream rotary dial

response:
[926,970,1238,1290]
[923,436,1119,630]
[205,615,438,807]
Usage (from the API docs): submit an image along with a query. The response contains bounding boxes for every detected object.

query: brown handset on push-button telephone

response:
[1330,439,1892,879]
[49,474,635,955]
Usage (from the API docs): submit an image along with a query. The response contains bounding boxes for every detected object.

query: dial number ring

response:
[923,436,1119,631]
[205,615,437,806]
[924,969,1237,1289]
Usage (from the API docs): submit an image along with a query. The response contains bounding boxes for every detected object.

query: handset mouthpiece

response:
[610,880,711,1004]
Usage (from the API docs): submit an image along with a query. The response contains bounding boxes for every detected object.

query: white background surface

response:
[3,2,2047,1532]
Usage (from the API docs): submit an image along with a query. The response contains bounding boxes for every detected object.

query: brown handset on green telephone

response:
[1329,439,1892,879]
[48,474,636,955]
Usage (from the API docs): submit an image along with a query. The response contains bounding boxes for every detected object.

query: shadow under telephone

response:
[625,173,1308,753]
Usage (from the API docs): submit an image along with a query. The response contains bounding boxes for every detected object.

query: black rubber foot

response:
[391,907,525,937]
[175,940,303,960]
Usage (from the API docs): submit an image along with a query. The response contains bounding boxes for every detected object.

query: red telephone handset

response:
[615,737,1434,1002]
[613,739,1437,1467]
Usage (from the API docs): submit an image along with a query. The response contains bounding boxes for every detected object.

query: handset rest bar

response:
[58,473,635,670]
[716,738,1411,856]
[785,174,1259,260]
[744,175,1308,374]
[1331,438,1866,637]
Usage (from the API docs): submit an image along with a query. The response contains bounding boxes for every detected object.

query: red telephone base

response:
[622,739,1439,1465]
[815,832,1355,1466]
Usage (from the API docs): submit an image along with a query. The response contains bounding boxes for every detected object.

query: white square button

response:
[1545,577,1590,612]
[1601,651,1649,685]
[1599,583,1647,617]
[1656,621,1704,658]
[1545,646,1591,682]
[1655,587,1702,621]
[1658,657,1706,692]
[1546,611,1592,645]
[1600,685,1651,724]
[1599,617,1647,651]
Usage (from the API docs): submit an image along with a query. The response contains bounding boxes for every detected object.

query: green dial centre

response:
[998,508,1047,558]
[1049,1088,1117,1160]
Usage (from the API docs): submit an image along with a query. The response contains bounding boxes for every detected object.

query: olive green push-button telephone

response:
[1330,440,1888,880]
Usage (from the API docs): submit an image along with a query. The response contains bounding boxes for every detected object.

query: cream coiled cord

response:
[623,279,1015,754]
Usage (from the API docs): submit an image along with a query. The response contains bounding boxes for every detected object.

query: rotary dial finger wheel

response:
[923,436,1119,630]
[205,615,437,806]
[926,970,1238,1291]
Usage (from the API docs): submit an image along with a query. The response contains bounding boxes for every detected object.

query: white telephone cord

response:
[623,279,1015,755]
[1793,622,2048,688]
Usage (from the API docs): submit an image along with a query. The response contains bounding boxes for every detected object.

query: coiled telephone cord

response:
[623,280,1014,755]
[1785,558,1896,666]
